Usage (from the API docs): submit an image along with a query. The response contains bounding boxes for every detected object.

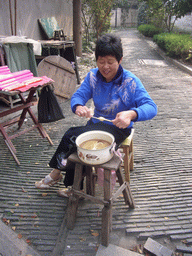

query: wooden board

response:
[38,17,60,39]
[37,55,76,99]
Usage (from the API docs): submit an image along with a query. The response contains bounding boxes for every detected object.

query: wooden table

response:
[0,85,53,165]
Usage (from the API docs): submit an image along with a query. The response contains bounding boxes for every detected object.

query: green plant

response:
[153,33,192,61]
[138,24,162,37]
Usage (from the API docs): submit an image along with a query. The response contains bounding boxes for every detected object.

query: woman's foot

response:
[57,188,72,198]
[57,188,84,199]
[35,169,63,189]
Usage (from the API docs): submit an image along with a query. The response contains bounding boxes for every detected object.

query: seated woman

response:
[35,33,157,197]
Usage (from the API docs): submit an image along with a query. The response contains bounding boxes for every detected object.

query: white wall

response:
[111,8,138,28]
[111,8,121,27]
[174,13,192,33]
[0,0,73,40]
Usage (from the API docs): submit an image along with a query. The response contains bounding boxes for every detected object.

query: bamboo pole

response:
[15,0,17,35]
[9,0,14,35]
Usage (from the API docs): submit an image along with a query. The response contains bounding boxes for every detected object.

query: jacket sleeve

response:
[130,77,157,122]
[71,72,93,113]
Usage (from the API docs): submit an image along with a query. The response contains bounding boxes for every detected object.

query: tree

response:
[74,0,82,56]
[139,0,192,32]
[81,0,94,45]
[81,0,114,41]
[164,0,192,32]
[91,0,114,38]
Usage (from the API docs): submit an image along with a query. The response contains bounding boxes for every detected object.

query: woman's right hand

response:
[75,105,92,118]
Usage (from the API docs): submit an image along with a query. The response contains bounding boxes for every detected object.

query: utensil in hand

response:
[92,116,113,122]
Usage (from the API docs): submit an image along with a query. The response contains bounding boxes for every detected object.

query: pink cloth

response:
[0,66,11,75]
[11,70,34,83]
[18,76,54,92]
[0,67,54,92]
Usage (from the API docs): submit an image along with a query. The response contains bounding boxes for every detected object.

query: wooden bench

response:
[66,152,135,247]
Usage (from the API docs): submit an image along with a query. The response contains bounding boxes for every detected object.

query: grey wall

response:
[1,0,73,40]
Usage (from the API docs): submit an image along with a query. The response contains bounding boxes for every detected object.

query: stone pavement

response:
[0,29,192,256]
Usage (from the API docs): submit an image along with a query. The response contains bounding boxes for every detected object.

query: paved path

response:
[0,29,192,256]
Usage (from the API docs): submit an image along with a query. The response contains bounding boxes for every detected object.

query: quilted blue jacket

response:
[71,65,157,129]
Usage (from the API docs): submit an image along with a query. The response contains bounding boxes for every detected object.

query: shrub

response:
[137,2,149,26]
[138,24,162,37]
[153,33,192,61]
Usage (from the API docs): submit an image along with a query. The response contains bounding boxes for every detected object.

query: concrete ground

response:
[0,28,192,256]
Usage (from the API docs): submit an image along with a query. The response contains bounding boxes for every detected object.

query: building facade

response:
[0,0,73,40]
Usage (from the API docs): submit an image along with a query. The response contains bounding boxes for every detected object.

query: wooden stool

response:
[66,152,135,247]
[120,129,134,183]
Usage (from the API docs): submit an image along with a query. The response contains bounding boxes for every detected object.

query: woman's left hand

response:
[112,110,137,129]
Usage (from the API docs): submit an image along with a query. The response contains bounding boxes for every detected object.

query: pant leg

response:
[49,125,89,170]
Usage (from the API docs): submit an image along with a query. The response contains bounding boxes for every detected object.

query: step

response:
[0,218,41,256]
[96,244,143,256]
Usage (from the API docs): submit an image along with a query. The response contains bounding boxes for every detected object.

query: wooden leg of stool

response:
[101,204,112,247]
[101,169,112,247]
[130,140,134,171]
[116,168,135,209]
[66,163,83,229]
[123,146,130,182]
[86,166,95,196]
[125,182,135,209]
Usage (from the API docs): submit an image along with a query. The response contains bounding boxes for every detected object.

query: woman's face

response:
[97,55,122,83]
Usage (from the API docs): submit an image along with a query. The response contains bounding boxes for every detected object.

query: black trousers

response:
[49,120,131,187]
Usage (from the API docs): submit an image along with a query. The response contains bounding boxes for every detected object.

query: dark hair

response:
[95,34,123,63]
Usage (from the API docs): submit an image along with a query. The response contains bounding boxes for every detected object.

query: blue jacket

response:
[71,65,157,128]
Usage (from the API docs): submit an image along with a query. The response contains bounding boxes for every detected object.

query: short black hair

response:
[95,34,123,63]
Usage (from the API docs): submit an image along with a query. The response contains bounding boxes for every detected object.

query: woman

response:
[35,33,157,197]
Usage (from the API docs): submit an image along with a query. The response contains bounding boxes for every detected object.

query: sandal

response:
[57,188,84,199]
[57,188,72,198]
[35,173,63,189]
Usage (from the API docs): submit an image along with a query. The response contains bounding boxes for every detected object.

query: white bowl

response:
[76,130,114,165]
